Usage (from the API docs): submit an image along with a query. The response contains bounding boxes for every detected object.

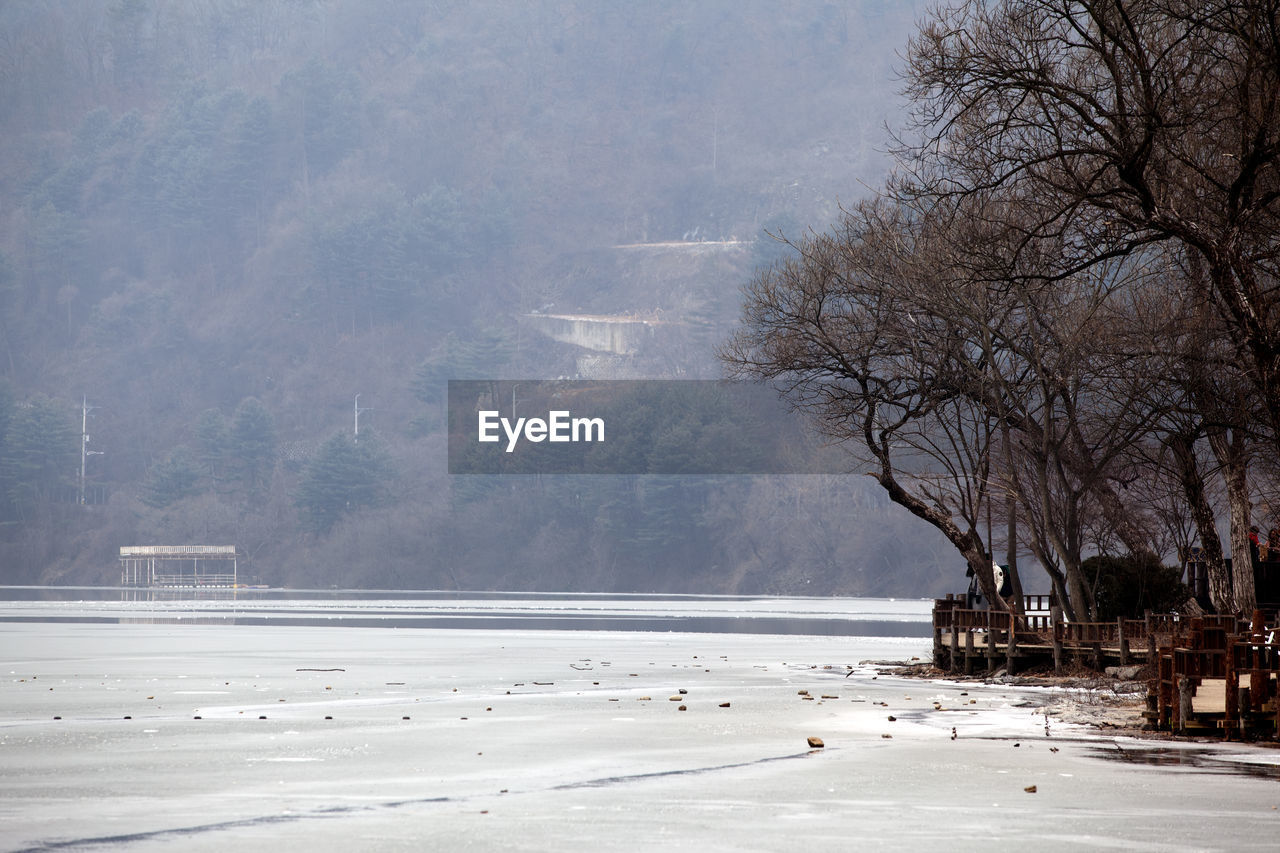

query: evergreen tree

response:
[296,432,393,533]
[229,397,276,492]
[142,446,202,508]
[2,396,77,516]
[194,409,230,483]
[222,96,275,221]
[411,325,513,435]
[281,59,362,177]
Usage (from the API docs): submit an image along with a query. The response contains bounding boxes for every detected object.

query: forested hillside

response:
[0,0,953,593]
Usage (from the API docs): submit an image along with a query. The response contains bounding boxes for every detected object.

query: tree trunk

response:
[1034,458,1094,620]
[1169,431,1232,612]
[1064,556,1094,622]
[1208,427,1256,613]
[871,446,1007,611]
[1003,423,1025,613]
[1005,498,1024,614]
[1225,465,1257,614]
[1030,538,1075,622]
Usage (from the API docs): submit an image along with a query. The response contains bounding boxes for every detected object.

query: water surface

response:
[0,587,933,637]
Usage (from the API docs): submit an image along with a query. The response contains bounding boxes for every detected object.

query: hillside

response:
[0,0,957,594]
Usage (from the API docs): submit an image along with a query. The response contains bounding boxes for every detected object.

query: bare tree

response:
[894,0,1280,613]
[1154,260,1264,611]
[723,184,1175,619]
[901,0,1280,448]
[721,201,1011,609]
[916,193,1169,620]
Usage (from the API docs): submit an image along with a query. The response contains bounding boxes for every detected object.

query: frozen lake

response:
[0,588,934,636]
[2,592,1279,851]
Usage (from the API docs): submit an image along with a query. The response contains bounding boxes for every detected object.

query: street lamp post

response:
[79,396,103,505]
[354,394,373,443]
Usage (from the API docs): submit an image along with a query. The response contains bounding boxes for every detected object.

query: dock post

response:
[1224,641,1238,741]
[1250,610,1265,713]
[1158,647,1173,729]
[986,616,997,671]
[964,629,975,675]
[1117,617,1129,666]
[1177,676,1193,734]
[1051,604,1063,674]
[1005,610,1017,675]
[933,596,950,668]
[949,621,960,673]
[1144,611,1155,666]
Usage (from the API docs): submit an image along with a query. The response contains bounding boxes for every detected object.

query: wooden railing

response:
[1022,593,1054,613]
[1152,612,1280,737]
[933,599,1235,677]
[149,573,238,587]
[935,595,1280,738]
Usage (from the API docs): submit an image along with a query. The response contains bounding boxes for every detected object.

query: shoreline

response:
[879,660,1280,748]
[881,660,1149,731]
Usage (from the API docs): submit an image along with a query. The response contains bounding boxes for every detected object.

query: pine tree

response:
[229,397,276,492]
[2,396,77,516]
[194,409,229,483]
[295,433,392,533]
[142,446,202,508]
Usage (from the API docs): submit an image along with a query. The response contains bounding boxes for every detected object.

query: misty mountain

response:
[0,0,957,594]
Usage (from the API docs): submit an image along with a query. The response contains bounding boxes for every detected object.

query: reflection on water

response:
[3,614,928,636]
[0,586,932,637]
[1085,744,1280,780]
[119,587,241,602]
[4,586,869,603]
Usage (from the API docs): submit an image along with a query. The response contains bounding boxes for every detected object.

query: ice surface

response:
[0,591,933,626]
[1,598,1278,852]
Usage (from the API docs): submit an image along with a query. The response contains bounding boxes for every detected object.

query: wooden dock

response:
[119,545,240,588]
[1153,610,1280,739]
[933,596,1280,739]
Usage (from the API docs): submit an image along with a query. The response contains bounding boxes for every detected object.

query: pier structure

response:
[119,545,240,588]
[933,596,1280,738]
[932,594,1211,676]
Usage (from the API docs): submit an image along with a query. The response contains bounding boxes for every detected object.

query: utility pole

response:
[79,396,103,505]
[354,394,372,443]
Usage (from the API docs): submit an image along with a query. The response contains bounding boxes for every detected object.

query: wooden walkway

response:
[1153,611,1280,738]
[932,596,1280,739]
